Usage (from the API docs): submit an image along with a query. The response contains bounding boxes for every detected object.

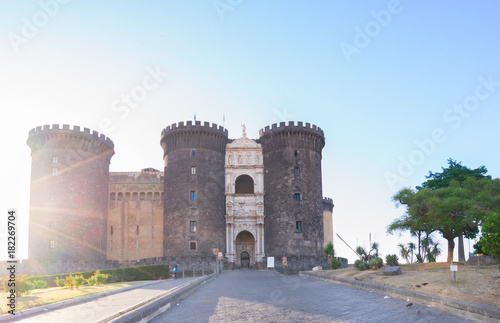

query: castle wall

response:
[26,125,114,273]
[160,121,228,258]
[107,169,164,263]
[259,122,326,259]
[323,197,334,246]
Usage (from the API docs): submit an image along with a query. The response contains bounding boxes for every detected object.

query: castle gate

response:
[235,231,254,267]
[225,126,266,268]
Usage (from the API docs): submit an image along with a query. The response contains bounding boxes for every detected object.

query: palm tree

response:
[398,243,409,263]
[408,242,416,264]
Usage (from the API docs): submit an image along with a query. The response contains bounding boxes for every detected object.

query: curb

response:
[300,271,500,323]
[0,280,163,322]
[107,274,215,323]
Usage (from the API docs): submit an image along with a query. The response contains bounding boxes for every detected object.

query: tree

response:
[479,212,500,265]
[418,159,490,261]
[389,177,500,263]
[397,243,409,263]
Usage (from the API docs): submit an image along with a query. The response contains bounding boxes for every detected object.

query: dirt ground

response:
[319,262,500,308]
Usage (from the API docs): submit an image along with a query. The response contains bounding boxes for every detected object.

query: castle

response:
[26,121,334,274]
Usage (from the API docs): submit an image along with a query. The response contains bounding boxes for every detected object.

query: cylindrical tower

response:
[160,121,228,258]
[26,125,114,272]
[259,121,325,259]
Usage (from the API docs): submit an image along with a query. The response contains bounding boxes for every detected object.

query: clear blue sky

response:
[1,1,499,263]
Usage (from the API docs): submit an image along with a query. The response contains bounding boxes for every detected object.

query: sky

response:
[1,0,499,264]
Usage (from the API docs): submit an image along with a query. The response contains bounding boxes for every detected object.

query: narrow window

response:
[294,193,300,201]
[53,157,58,163]
[136,240,139,249]
[294,168,299,177]
[190,191,196,200]
[50,240,55,248]
[191,150,196,156]
[296,221,302,233]
[190,221,197,233]
[52,168,58,176]
[190,242,197,250]
[136,225,139,235]
[110,226,113,236]
[191,166,196,175]
[110,240,113,251]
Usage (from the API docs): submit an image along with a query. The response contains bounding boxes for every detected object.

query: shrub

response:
[331,258,342,270]
[17,276,36,296]
[63,275,85,290]
[86,270,108,286]
[33,279,47,289]
[385,254,399,266]
[370,257,383,269]
[54,277,66,287]
[354,259,370,271]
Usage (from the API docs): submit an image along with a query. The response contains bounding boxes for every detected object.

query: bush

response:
[354,259,370,271]
[86,270,108,286]
[385,254,399,266]
[63,275,85,290]
[370,257,383,269]
[18,265,170,288]
[33,279,47,289]
[54,277,65,287]
[330,258,342,270]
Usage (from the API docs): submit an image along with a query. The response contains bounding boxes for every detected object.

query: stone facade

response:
[26,125,114,273]
[26,121,334,274]
[107,168,164,263]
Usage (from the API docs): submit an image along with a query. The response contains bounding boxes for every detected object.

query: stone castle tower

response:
[259,122,326,263]
[26,125,114,272]
[26,121,333,273]
[160,121,228,258]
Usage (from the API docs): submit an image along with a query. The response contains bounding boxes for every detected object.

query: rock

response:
[383,266,402,276]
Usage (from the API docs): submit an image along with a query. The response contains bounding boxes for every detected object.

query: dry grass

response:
[319,262,500,307]
[0,280,152,315]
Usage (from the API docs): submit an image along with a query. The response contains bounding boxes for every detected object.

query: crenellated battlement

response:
[323,197,333,204]
[258,121,325,155]
[161,120,228,138]
[27,124,114,149]
[160,121,228,155]
[259,121,324,138]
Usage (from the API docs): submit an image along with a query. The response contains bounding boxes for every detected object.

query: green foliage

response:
[389,176,500,262]
[63,275,85,290]
[354,259,370,271]
[54,277,65,287]
[479,212,500,265]
[86,270,109,286]
[330,258,342,270]
[323,241,335,259]
[369,257,383,269]
[385,254,399,266]
[26,265,170,288]
[473,241,487,255]
[18,276,36,296]
[33,279,47,289]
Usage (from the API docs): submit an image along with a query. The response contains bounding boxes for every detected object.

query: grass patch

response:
[0,280,152,315]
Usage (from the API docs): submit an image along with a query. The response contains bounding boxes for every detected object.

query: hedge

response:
[24,264,169,288]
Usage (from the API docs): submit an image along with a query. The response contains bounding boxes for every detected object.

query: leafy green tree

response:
[389,177,500,263]
[479,212,500,265]
[418,159,490,260]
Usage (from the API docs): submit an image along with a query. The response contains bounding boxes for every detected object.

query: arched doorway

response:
[235,231,255,268]
[241,251,250,268]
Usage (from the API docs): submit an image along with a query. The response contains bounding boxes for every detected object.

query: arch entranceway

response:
[241,251,250,268]
[235,231,255,268]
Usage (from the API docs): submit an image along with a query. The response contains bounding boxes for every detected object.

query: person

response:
[174,265,178,279]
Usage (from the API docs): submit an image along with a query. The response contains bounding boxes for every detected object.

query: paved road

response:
[152,269,474,323]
